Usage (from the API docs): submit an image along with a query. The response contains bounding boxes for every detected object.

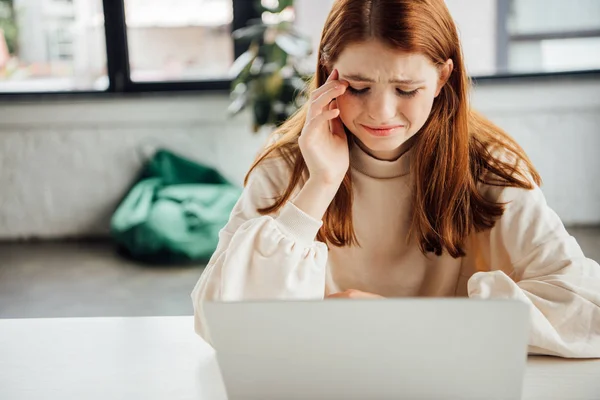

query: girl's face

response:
[332,40,452,160]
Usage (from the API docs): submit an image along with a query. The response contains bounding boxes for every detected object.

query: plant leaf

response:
[261,0,294,13]
[232,24,267,42]
[228,91,249,115]
[228,47,258,80]
[275,33,312,58]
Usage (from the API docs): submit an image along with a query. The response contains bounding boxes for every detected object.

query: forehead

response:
[334,40,437,81]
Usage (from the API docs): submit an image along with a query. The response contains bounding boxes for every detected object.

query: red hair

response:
[246,0,541,258]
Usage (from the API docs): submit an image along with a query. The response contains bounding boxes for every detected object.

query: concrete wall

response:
[0,94,270,239]
[472,78,600,227]
[0,77,599,240]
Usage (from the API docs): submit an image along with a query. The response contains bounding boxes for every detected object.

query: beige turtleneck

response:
[191,140,600,358]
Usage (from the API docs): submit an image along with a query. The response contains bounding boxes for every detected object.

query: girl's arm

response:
[191,161,333,344]
[468,183,600,358]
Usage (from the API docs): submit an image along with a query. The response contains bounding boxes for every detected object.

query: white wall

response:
[295,0,499,76]
[294,0,335,71]
[0,78,599,240]
[471,79,600,227]
[445,0,497,76]
[0,95,270,239]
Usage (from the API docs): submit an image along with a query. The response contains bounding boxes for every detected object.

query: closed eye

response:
[347,86,419,98]
[347,86,369,96]
[397,89,419,98]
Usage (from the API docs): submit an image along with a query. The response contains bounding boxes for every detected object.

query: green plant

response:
[228,0,312,132]
[0,0,18,56]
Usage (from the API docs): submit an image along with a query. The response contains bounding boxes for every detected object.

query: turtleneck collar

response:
[349,136,414,179]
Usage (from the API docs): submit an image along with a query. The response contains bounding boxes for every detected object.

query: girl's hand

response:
[298,69,349,187]
[326,289,384,299]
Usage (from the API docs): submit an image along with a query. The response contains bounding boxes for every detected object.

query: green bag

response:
[110,149,241,264]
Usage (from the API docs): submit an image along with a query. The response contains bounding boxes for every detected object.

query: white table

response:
[0,316,599,400]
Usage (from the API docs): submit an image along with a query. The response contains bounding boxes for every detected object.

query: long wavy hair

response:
[245,0,541,258]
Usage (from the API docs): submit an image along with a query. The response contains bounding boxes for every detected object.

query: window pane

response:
[0,0,108,93]
[124,0,234,82]
[508,0,600,35]
[506,0,600,74]
[509,37,600,73]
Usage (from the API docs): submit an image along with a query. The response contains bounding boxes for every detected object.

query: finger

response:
[329,99,345,137]
[307,81,348,120]
[328,99,337,135]
[308,84,347,120]
[331,289,384,299]
[310,69,341,101]
[309,80,344,106]
[326,289,354,298]
[328,98,338,113]
[326,68,338,82]
[306,108,340,130]
[325,292,349,299]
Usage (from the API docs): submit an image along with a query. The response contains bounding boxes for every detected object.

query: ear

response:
[434,59,454,98]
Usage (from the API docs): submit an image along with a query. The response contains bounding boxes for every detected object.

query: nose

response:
[366,90,398,123]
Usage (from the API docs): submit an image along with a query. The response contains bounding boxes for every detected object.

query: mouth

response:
[361,124,405,137]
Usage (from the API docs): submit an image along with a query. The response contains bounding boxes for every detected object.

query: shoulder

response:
[475,143,540,206]
[245,145,307,207]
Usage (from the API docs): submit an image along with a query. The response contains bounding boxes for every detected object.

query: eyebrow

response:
[341,73,425,85]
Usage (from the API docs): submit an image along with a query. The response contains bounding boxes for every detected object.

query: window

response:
[502,0,600,74]
[445,0,600,77]
[0,0,108,92]
[0,0,257,94]
[0,0,598,95]
[124,0,234,82]
[295,0,600,79]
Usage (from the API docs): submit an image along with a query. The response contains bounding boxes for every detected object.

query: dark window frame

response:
[0,0,259,98]
[1,0,599,98]
[102,0,260,94]
[484,0,600,83]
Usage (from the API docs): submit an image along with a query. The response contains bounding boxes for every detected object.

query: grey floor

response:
[0,241,204,319]
[1,227,599,319]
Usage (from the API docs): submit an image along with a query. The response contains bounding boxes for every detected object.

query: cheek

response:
[337,93,436,129]
[406,95,436,124]
[336,95,359,124]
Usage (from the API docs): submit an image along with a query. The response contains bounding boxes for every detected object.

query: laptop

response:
[204,299,530,400]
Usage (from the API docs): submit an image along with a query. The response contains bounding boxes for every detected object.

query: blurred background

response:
[0,0,598,319]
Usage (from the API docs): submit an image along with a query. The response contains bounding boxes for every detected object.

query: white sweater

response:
[191,141,600,358]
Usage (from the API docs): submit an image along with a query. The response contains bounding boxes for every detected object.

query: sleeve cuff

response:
[468,270,523,300]
[275,201,323,247]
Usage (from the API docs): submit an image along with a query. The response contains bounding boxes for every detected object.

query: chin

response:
[356,134,407,152]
